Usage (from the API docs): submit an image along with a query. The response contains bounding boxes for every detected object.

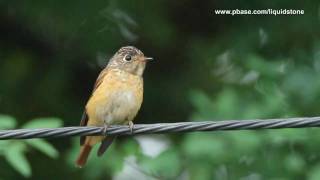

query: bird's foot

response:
[128,121,134,134]
[102,124,108,136]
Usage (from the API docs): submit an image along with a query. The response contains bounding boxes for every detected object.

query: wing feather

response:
[80,68,109,145]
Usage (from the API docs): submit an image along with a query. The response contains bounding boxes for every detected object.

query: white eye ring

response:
[123,54,132,62]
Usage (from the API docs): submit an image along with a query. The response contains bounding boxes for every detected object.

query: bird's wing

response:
[80,68,109,145]
[79,112,88,145]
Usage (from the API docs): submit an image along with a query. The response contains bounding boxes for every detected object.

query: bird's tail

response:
[76,144,92,168]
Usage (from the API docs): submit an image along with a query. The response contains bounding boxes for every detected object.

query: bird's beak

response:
[144,57,154,61]
[140,57,153,62]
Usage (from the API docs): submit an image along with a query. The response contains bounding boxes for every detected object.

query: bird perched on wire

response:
[76,46,153,167]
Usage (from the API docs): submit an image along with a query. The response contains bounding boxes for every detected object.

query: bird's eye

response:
[124,55,132,62]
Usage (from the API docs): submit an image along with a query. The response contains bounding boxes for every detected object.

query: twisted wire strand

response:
[0,116,320,140]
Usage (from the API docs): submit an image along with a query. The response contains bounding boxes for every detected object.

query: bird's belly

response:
[86,70,143,126]
[94,90,141,125]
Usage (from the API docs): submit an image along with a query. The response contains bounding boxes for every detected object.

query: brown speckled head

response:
[107,46,153,76]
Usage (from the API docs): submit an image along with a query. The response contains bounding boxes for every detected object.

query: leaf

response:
[190,166,212,180]
[26,139,59,158]
[85,143,124,179]
[102,144,124,173]
[4,143,31,177]
[284,154,305,173]
[308,164,320,180]
[246,55,283,77]
[0,141,10,152]
[122,139,140,156]
[22,117,63,128]
[0,115,17,129]
[182,133,225,162]
[228,131,262,153]
[189,90,215,120]
[140,148,181,178]
[214,89,240,119]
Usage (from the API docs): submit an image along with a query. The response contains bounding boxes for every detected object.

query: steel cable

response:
[0,117,320,140]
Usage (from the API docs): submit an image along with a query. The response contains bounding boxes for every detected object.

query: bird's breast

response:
[86,70,143,126]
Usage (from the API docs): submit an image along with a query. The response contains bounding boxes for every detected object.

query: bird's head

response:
[107,46,153,76]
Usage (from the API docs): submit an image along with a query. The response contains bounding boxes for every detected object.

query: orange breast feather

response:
[86,69,143,126]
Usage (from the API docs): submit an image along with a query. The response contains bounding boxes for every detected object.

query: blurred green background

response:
[1,0,320,179]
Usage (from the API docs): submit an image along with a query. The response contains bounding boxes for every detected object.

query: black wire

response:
[0,117,320,140]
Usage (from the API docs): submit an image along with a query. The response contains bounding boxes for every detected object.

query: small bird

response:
[76,46,153,167]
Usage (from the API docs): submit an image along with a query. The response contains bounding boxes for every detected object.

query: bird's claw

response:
[102,124,108,136]
[128,121,134,134]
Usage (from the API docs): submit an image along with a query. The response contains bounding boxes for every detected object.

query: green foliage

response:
[26,140,59,158]
[182,133,226,162]
[67,138,141,179]
[5,143,30,177]
[0,115,17,129]
[308,164,320,180]
[140,148,181,179]
[175,45,320,179]
[0,115,61,178]
[22,118,63,129]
